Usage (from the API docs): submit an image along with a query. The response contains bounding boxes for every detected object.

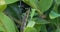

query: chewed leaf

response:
[49,11,60,19]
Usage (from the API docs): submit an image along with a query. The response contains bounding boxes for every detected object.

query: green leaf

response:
[0,0,7,12]
[5,0,19,4]
[49,11,60,19]
[38,0,53,12]
[27,21,35,27]
[0,12,17,32]
[30,9,36,19]
[55,0,60,5]
[34,24,41,32]
[40,25,47,32]
[55,28,60,32]
[4,3,20,19]
[0,27,5,32]
[22,0,53,13]
[24,27,37,32]
[32,18,50,24]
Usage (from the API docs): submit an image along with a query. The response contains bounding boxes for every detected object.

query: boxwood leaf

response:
[27,21,35,27]
[49,11,60,19]
[0,12,17,32]
[0,27,5,32]
[24,27,37,32]
[55,28,60,32]
[55,0,60,5]
[30,9,36,19]
[22,0,53,13]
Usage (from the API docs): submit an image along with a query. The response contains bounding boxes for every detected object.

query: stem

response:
[36,9,46,18]
[20,9,30,32]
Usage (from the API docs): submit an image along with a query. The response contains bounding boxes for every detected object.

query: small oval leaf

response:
[24,27,37,32]
[0,13,17,32]
[27,21,35,27]
[55,0,60,5]
[49,11,60,19]
[22,0,53,13]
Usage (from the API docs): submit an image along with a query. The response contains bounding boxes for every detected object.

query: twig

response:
[20,9,30,32]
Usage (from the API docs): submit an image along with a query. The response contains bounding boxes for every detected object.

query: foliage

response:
[0,0,60,32]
